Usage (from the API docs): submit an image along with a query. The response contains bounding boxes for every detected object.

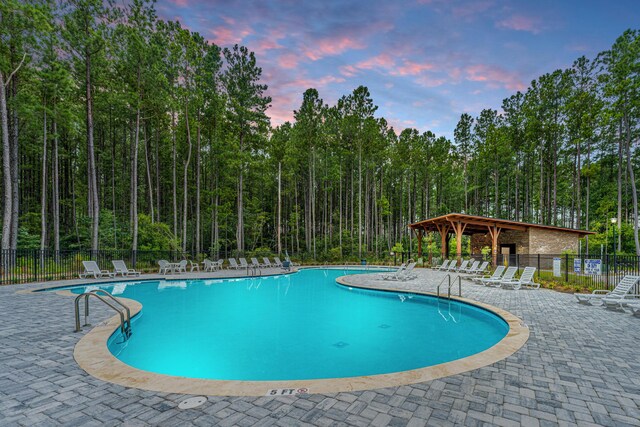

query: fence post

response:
[605,254,610,289]
[564,253,569,283]
[537,254,540,279]
[33,250,38,283]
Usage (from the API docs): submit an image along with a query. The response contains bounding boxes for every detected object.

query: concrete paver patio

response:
[1,267,639,426]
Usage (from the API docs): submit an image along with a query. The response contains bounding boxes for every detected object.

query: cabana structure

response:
[409,213,595,265]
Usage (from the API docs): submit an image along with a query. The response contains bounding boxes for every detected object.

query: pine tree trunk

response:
[144,125,154,222]
[52,114,60,256]
[624,117,640,255]
[40,104,48,252]
[0,72,12,252]
[277,161,281,255]
[86,50,99,251]
[172,111,177,239]
[236,131,244,253]
[9,77,19,251]
[182,101,192,253]
[131,106,140,251]
[195,123,201,254]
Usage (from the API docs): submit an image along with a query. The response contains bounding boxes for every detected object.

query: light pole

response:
[611,217,617,275]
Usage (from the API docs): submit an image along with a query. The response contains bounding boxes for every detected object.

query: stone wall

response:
[470,230,530,254]
[529,227,579,254]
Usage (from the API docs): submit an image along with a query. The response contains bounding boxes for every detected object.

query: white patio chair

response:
[455,260,470,272]
[238,258,249,268]
[80,261,115,279]
[111,260,140,277]
[473,265,505,283]
[482,266,517,287]
[500,267,539,290]
[158,260,171,274]
[262,257,273,268]
[176,260,187,273]
[216,259,224,270]
[189,260,200,272]
[273,257,283,267]
[228,258,241,270]
[381,263,406,280]
[250,257,263,268]
[575,275,640,305]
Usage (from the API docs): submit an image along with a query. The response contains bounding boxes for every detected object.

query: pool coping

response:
[29,269,529,397]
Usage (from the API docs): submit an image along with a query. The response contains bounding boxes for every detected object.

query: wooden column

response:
[416,228,423,258]
[449,220,467,266]
[487,224,502,266]
[435,223,450,261]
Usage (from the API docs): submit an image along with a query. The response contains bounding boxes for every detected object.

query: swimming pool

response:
[65,268,509,382]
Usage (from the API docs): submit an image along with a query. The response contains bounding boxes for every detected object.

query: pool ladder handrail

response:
[74,289,132,339]
[247,265,261,277]
[436,274,462,299]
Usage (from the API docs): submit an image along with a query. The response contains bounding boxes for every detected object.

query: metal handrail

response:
[74,291,132,339]
[448,275,462,298]
[436,274,451,298]
[89,289,131,331]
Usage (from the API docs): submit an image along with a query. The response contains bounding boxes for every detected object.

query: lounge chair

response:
[459,260,479,274]
[238,258,249,268]
[262,257,273,268]
[273,257,283,268]
[285,256,300,267]
[158,260,171,274]
[473,265,505,283]
[228,258,241,270]
[627,301,640,317]
[250,257,263,268]
[500,267,539,290]
[446,261,460,272]
[470,261,490,275]
[575,275,640,305]
[111,260,140,277]
[385,262,417,281]
[80,261,115,279]
[481,266,517,287]
[381,263,406,280]
[435,259,450,271]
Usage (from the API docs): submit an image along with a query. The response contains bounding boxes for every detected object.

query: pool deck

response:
[1,268,640,426]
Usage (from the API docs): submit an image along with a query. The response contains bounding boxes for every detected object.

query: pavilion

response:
[409,213,595,265]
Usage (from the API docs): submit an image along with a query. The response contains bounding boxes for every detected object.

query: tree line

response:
[1,0,639,260]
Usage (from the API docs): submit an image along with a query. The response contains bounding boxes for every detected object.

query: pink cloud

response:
[496,14,542,34]
[392,60,435,76]
[277,53,299,69]
[170,0,189,6]
[464,64,525,91]
[302,36,366,61]
[210,26,252,46]
[452,1,494,19]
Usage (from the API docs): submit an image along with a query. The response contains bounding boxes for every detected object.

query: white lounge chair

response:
[459,260,479,274]
[285,256,300,267]
[238,258,249,268]
[433,259,448,270]
[80,261,115,279]
[455,260,470,273]
[575,275,640,305]
[385,262,417,281]
[470,261,490,275]
[228,258,241,270]
[262,257,273,268]
[111,260,140,277]
[250,257,263,268]
[273,257,283,268]
[447,261,460,272]
[500,267,539,290]
[381,263,406,280]
[482,266,517,287]
[627,301,640,317]
[158,260,171,274]
[473,265,505,283]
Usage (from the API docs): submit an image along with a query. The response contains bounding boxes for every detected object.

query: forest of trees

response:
[1,0,639,261]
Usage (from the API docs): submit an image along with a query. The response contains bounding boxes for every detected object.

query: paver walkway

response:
[1,268,639,426]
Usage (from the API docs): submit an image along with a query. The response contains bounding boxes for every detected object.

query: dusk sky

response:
[159,0,640,139]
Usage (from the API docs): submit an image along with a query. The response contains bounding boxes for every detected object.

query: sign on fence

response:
[553,257,561,277]
[573,258,581,274]
[584,259,602,275]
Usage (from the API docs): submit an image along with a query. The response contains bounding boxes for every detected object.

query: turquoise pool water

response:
[65,268,508,381]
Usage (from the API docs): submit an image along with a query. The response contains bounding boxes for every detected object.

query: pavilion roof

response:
[408,213,595,236]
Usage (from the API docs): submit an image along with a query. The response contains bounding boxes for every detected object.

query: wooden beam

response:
[417,229,423,258]
[487,225,502,266]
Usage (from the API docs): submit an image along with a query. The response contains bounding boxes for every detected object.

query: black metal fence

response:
[0,249,189,285]
[2,248,640,291]
[429,253,640,292]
